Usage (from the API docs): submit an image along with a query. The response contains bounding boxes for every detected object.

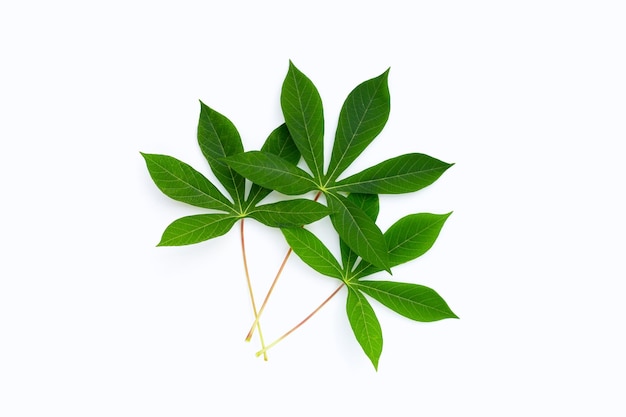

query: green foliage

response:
[158,214,238,246]
[346,287,383,371]
[197,101,246,208]
[281,227,344,280]
[141,116,328,245]
[142,61,457,370]
[354,281,458,322]
[281,61,325,179]
[224,62,453,275]
[225,151,317,195]
[282,201,456,369]
[332,153,453,194]
[327,193,390,273]
[327,69,390,183]
[248,200,331,229]
[141,153,233,212]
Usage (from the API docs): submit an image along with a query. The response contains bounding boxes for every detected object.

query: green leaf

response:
[355,212,451,278]
[326,69,390,182]
[158,214,238,246]
[281,61,325,180]
[340,193,380,271]
[333,153,453,194]
[346,287,383,370]
[197,101,246,206]
[346,193,380,221]
[226,151,317,195]
[260,124,301,165]
[328,194,390,273]
[141,153,233,212]
[281,227,344,280]
[248,199,331,228]
[246,124,301,207]
[355,281,458,322]
[385,212,452,266]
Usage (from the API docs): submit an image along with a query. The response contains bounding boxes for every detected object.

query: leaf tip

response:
[198,99,211,113]
[287,60,304,75]
[445,304,459,319]
[156,233,174,247]
[139,151,152,163]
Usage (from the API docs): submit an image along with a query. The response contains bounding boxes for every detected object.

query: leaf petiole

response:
[240,219,268,360]
[245,191,323,342]
[255,283,344,357]
[245,246,292,342]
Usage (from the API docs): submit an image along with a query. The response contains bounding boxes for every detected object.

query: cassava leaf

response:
[260,124,301,165]
[328,194,390,273]
[346,287,383,370]
[333,153,453,194]
[326,69,390,182]
[226,151,317,195]
[281,227,344,280]
[340,193,380,271]
[385,212,452,266]
[141,153,233,212]
[197,101,246,207]
[248,199,331,228]
[356,212,451,278]
[281,61,325,180]
[143,62,457,368]
[354,280,458,322]
[345,192,380,221]
[158,214,238,246]
[246,124,301,207]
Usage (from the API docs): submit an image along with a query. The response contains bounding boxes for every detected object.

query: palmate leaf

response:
[333,153,453,194]
[248,199,331,228]
[158,214,238,246]
[354,280,458,322]
[224,62,453,273]
[197,101,246,207]
[144,120,324,247]
[281,204,454,367]
[326,69,390,183]
[144,61,456,368]
[281,61,325,179]
[346,287,383,370]
[225,151,317,196]
[141,153,233,212]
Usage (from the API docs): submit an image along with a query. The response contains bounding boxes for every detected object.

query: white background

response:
[1,1,625,415]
